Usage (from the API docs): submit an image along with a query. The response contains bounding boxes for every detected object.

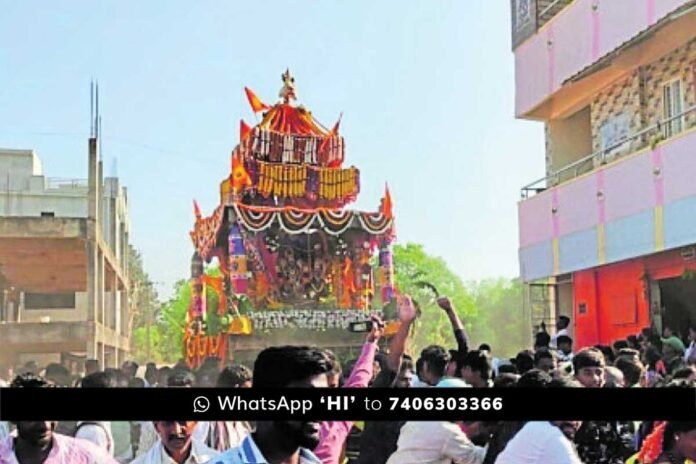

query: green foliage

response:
[392,243,478,356]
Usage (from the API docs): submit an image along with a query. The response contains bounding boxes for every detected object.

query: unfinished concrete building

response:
[0,137,131,371]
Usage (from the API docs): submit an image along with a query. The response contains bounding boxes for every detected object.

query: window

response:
[662,79,684,137]
[24,293,75,309]
[40,212,55,217]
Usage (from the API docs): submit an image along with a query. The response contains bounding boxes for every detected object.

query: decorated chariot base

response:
[185,72,398,367]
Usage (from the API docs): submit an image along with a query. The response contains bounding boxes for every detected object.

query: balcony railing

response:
[511,0,574,49]
[46,178,88,189]
[521,105,696,199]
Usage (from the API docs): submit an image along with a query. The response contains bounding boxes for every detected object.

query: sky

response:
[0,1,544,299]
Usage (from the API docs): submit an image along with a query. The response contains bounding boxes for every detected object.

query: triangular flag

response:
[382,183,393,218]
[193,200,202,220]
[231,151,252,193]
[240,119,252,141]
[244,87,271,113]
[319,113,342,155]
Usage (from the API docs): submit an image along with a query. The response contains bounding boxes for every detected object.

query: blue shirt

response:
[207,435,321,464]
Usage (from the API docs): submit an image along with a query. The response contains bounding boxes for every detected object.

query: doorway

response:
[657,276,696,339]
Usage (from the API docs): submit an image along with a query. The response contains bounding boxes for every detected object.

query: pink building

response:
[512,0,696,347]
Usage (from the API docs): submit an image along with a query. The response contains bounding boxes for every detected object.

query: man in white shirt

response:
[387,421,487,464]
[74,421,114,456]
[550,316,570,349]
[494,421,583,464]
[132,421,218,464]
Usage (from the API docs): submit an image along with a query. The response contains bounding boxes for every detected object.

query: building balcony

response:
[519,105,696,281]
[511,0,696,117]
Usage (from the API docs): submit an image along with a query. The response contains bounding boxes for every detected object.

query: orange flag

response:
[382,183,393,218]
[244,87,271,113]
[193,200,202,220]
[231,152,252,193]
[319,113,342,155]
[240,119,252,141]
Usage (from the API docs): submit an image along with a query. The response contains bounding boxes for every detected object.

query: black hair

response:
[513,350,535,375]
[613,340,629,351]
[516,368,552,388]
[323,349,342,377]
[81,371,116,388]
[644,346,663,370]
[593,345,615,364]
[663,422,696,450]
[253,346,332,388]
[556,335,573,347]
[572,347,606,372]
[493,373,519,388]
[614,356,645,387]
[478,343,492,352]
[461,350,493,381]
[419,345,450,379]
[167,368,195,387]
[534,348,557,366]
[534,331,551,349]
[557,316,570,329]
[217,364,253,388]
[626,335,639,349]
[11,373,50,388]
[671,366,696,380]
[498,363,518,375]
[106,368,129,387]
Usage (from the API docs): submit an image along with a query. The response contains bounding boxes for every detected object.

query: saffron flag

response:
[231,152,252,193]
[319,113,342,155]
[193,200,202,220]
[244,87,271,113]
[382,184,393,218]
[240,119,252,141]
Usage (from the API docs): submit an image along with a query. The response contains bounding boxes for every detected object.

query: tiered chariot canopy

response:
[186,72,397,364]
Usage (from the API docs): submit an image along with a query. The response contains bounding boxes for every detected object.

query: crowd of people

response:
[1,295,695,464]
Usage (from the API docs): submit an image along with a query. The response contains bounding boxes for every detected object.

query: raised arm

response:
[386,295,417,372]
[438,296,469,355]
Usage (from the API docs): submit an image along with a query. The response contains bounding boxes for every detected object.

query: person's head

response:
[158,366,172,387]
[145,363,158,385]
[109,368,129,388]
[121,361,139,379]
[44,363,71,387]
[460,350,493,387]
[154,421,197,461]
[11,374,56,448]
[446,350,460,378]
[394,357,414,388]
[548,376,583,388]
[662,336,686,360]
[534,331,551,350]
[128,377,146,388]
[513,350,535,375]
[167,368,195,388]
[493,373,519,388]
[603,366,625,388]
[643,345,663,369]
[81,371,116,388]
[253,346,332,388]
[478,343,491,354]
[517,368,552,388]
[614,356,645,387]
[672,366,696,382]
[613,340,629,352]
[460,421,493,447]
[663,325,674,338]
[550,421,583,440]
[533,348,557,373]
[556,316,570,332]
[594,345,615,364]
[497,363,518,375]
[616,348,641,362]
[195,366,218,388]
[418,345,450,386]
[689,325,696,343]
[217,364,253,388]
[626,335,639,350]
[556,335,573,355]
[663,422,696,461]
[573,348,606,388]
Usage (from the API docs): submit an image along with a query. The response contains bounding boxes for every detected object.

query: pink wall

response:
[514,0,691,116]
[519,130,696,247]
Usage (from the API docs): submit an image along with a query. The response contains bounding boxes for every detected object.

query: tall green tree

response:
[392,243,479,356]
[128,246,161,363]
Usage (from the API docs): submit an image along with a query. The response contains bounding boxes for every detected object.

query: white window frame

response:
[662,78,685,138]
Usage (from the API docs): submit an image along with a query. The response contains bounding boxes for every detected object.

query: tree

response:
[128,246,160,363]
[391,243,479,356]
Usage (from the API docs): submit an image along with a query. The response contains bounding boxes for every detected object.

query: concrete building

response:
[512,0,696,347]
[0,138,131,371]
